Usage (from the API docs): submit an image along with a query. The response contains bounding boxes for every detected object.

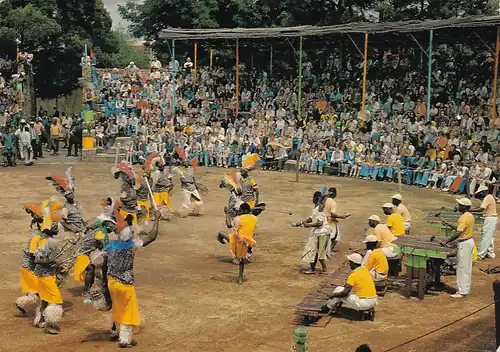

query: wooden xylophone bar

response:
[394,236,457,254]
[295,266,351,319]
[423,209,484,224]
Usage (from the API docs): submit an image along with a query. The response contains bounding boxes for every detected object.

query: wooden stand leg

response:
[417,268,426,299]
[405,265,413,298]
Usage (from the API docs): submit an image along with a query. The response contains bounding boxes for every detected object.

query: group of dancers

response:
[13,151,265,347]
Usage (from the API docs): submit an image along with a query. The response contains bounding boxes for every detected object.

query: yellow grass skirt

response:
[120,209,137,224]
[137,200,151,220]
[20,268,39,294]
[108,277,140,326]
[73,254,90,282]
[153,192,171,211]
[229,232,257,259]
[38,275,63,304]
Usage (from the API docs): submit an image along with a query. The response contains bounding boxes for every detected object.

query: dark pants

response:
[67,137,81,156]
[52,137,59,154]
[37,137,43,157]
[31,140,40,159]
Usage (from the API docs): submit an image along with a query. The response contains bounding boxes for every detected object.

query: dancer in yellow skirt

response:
[16,203,44,316]
[217,203,258,284]
[33,220,64,334]
[105,203,160,347]
[151,159,174,220]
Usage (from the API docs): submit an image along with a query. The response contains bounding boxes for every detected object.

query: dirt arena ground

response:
[0,164,498,352]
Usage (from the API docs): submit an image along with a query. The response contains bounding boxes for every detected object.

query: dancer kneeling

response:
[217,203,258,284]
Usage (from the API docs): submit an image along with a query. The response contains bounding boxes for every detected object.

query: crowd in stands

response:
[92,44,500,197]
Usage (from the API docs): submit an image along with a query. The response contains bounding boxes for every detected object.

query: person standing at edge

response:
[442,198,475,298]
[471,186,497,260]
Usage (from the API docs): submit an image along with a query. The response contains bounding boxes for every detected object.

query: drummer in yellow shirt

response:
[323,253,377,314]
[383,203,405,236]
[361,235,389,282]
[442,198,475,298]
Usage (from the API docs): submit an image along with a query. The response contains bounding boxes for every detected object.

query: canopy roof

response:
[159,15,500,40]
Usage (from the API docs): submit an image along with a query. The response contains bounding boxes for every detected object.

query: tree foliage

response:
[97,28,151,69]
[118,0,496,75]
[0,0,117,99]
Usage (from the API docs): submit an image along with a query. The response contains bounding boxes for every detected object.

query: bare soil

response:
[0,164,498,352]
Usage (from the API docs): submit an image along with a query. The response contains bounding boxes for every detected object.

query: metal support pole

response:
[494,280,500,348]
[361,33,368,121]
[171,39,176,118]
[194,42,198,81]
[235,38,239,118]
[426,30,433,122]
[296,36,303,183]
[270,44,273,76]
[492,26,500,128]
[209,48,213,69]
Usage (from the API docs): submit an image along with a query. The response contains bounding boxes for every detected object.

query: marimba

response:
[423,208,483,238]
[394,236,456,299]
[295,266,351,325]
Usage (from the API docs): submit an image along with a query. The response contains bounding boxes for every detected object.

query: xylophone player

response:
[383,203,405,236]
[322,253,377,314]
[391,194,411,234]
[441,198,475,299]
[367,215,399,259]
[361,235,389,282]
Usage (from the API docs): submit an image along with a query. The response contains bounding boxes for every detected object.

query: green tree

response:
[0,0,118,99]
[97,28,151,69]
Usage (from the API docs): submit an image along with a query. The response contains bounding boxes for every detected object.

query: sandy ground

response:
[0,163,498,352]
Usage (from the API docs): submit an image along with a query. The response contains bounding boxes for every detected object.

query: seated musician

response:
[367,215,399,259]
[361,235,388,282]
[323,253,377,314]
[383,203,405,236]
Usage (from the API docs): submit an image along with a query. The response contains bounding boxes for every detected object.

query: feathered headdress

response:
[40,198,63,232]
[113,201,130,235]
[220,173,240,192]
[97,197,116,223]
[174,146,187,161]
[242,153,260,170]
[103,201,140,253]
[24,203,42,220]
[143,153,162,172]
[46,167,75,196]
[112,161,136,181]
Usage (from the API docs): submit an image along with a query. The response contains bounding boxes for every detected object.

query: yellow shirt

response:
[386,213,405,236]
[50,124,60,136]
[346,267,376,298]
[365,248,388,275]
[374,224,395,248]
[481,194,497,217]
[457,212,475,240]
[183,126,194,135]
[236,213,258,240]
[395,204,411,222]
[324,198,337,223]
